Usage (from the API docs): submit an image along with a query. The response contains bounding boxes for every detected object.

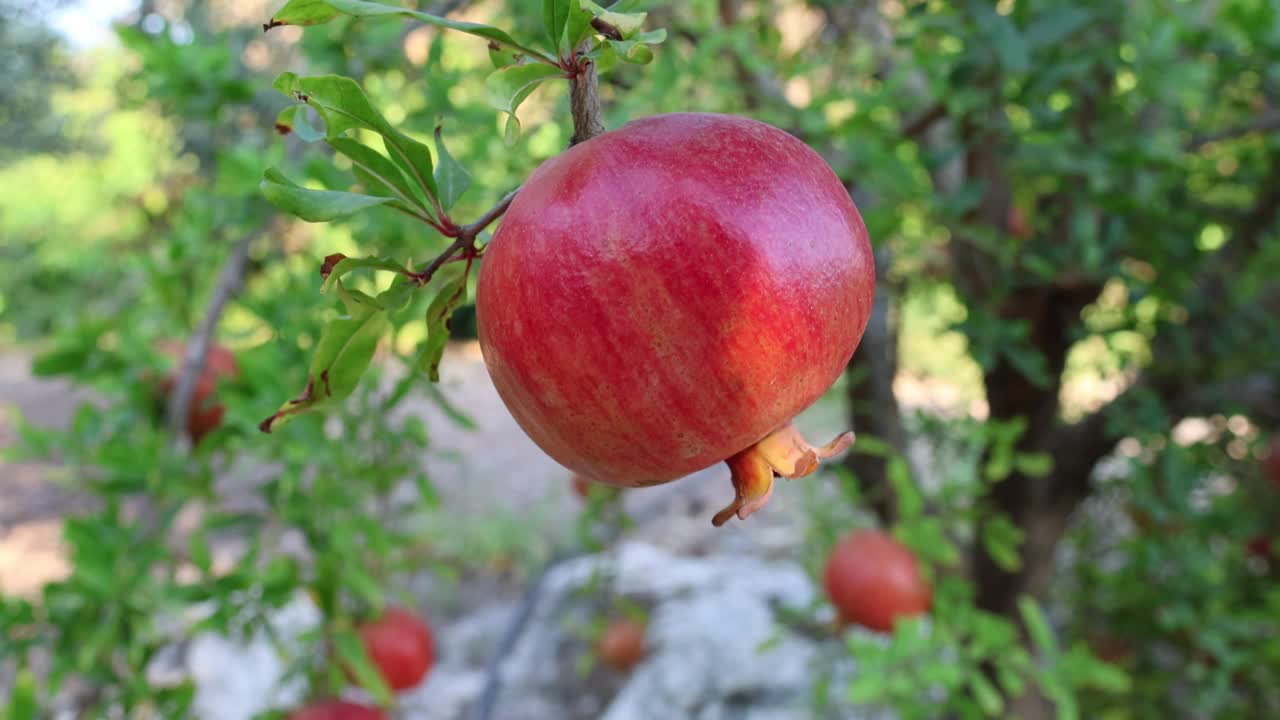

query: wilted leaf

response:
[417,266,469,382]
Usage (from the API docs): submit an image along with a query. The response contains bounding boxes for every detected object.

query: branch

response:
[165,221,267,445]
[569,39,605,145]
[404,188,518,285]
[1187,109,1280,150]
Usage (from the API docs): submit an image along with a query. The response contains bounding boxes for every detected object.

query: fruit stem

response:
[711,423,855,527]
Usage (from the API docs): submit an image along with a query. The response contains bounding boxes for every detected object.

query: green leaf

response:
[189,530,212,574]
[417,267,469,382]
[1024,6,1092,49]
[969,672,1005,716]
[1018,597,1058,655]
[426,382,478,429]
[332,628,394,706]
[432,126,471,212]
[260,168,393,222]
[605,28,665,64]
[259,281,388,433]
[563,0,594,51]
[887,456,924,520]
[972,4,1028,74]
[376,273,417,312]
[1013,452,1053,478]
[328,137,422,212]
[272,74,437,205]
[543,0,572,52]
[5,667,36,720]
[485,63,564,122]
[581,1,648,37]
[269,0,555,62]
[981,514,1024,572]
[318,254,412,293]
[504,114,522,145]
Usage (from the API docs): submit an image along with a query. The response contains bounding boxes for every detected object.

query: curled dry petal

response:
[712,423,855,527]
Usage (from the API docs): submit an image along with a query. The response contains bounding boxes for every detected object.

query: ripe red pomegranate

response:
[356,607,434,692]
[823,530,932,633]
[596,619,647,672]
[287,700,384,720]
[477,113,874,526]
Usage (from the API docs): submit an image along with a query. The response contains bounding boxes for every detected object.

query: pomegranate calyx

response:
[712,424,855,527]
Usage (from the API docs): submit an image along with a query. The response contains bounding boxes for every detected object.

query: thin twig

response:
[165,220,268,445]
[406,188,518,285]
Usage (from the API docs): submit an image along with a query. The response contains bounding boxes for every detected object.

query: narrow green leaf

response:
[269,0,555,62]
[981,515,1024,572]
[969,672,1005,716]
[563,0,594,50]
[376,273,417,312]
[332,628,394,706]
[273,74,438,204]
[1017,597,1058,655]
[261,168,393,222]
[485,63,564,117]
[189,530,212,574]
[1013,452,1054,478]
[319,254,412,293]
[426,381,477,429]
[433,126,472,212]
[543,0,571,52]
[259,282,388,433]
[417,267,469,382]
[504,113,522,145]
[328,137,423,211]
[414,472,441,508]
[6,667,36,720]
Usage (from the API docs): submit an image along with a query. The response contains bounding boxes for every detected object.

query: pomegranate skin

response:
[356,607,434,691]
[477,113,874,487]
[824,530,932,633]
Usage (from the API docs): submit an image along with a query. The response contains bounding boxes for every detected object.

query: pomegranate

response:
[152,340,239,444]
[477,113,874,526]
[287,700,384,720]
[356,607,434,692]
[596,618,647,672]
[1265,435,1280,489]
[823,530,932,633]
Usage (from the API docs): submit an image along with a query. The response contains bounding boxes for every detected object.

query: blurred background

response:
[2,0,1279,718]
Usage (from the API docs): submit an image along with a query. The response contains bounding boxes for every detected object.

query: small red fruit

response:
[823,530,932,633]
[152,340,239,444]
[1247,535,1274,561]
[356,607,435,692]
[287,700,384,720]
[596,619,647,672]
[1264,436,1280,489]
[477,113,874,526]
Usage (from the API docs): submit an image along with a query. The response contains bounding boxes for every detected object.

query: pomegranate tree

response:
[355,607,435,692]
[477,113,874,525]
[824,529,932,633]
